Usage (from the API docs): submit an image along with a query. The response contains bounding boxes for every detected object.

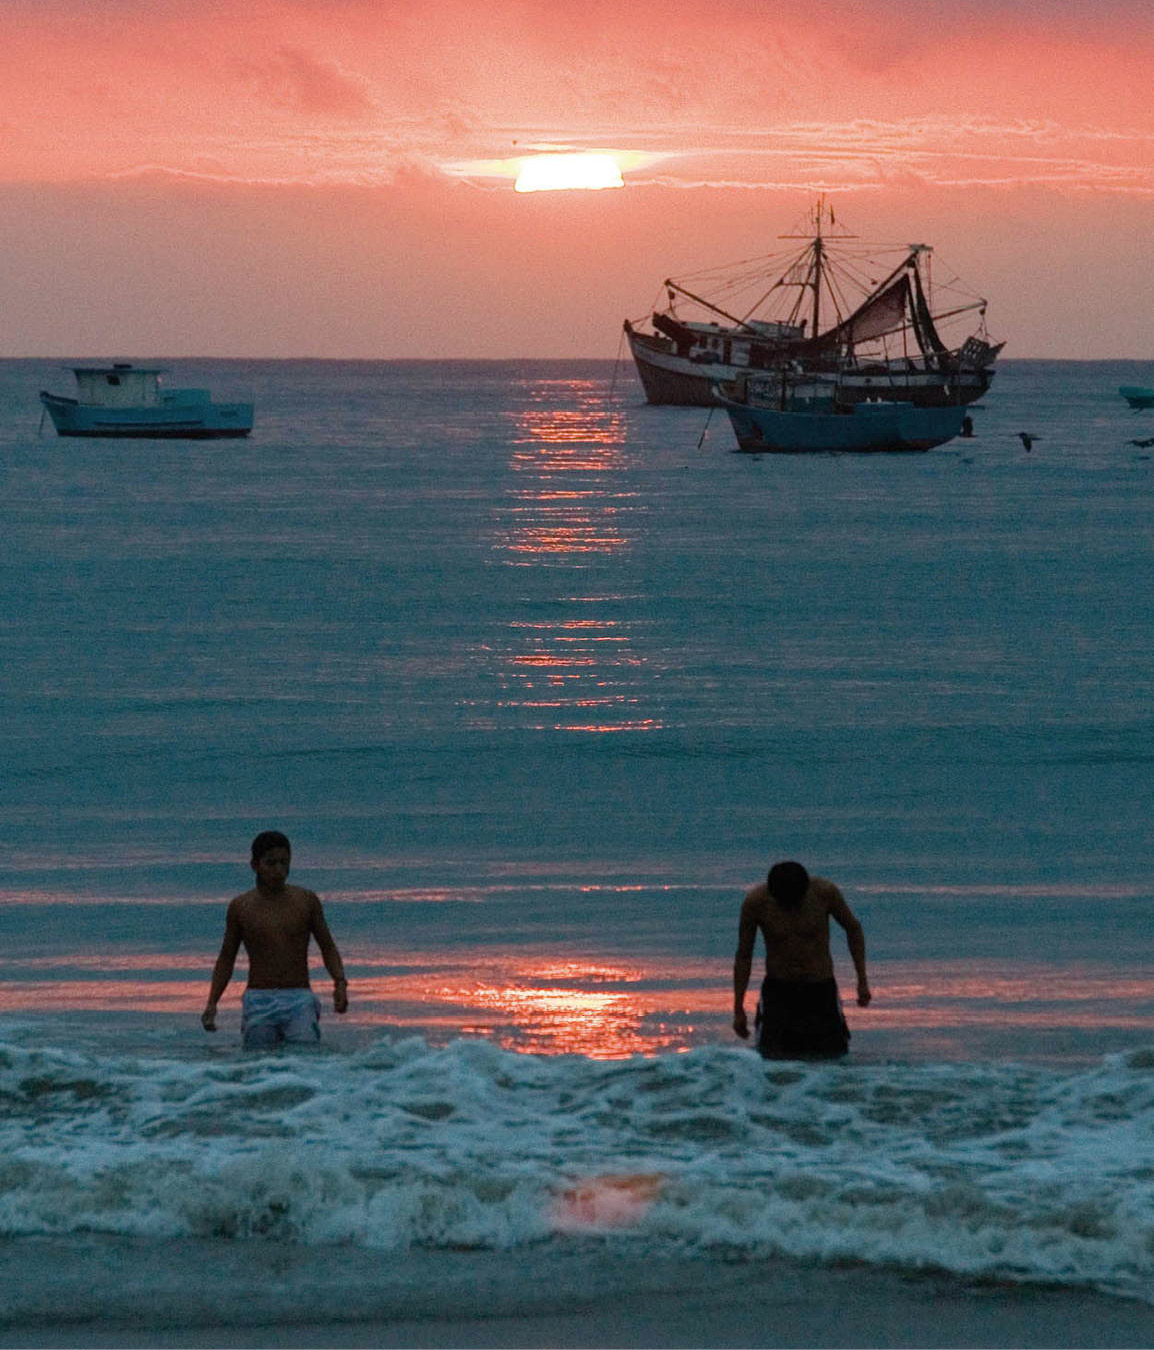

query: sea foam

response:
[1,1036,1152,1300]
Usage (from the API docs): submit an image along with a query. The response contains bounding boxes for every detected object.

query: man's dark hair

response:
[251,830,292,863]
[767,860,810,910]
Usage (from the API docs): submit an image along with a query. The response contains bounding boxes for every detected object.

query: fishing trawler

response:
[40,364,253,438]
[623,199,1002,408]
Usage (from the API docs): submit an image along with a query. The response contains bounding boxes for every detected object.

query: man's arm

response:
[827,887,871,1006]
[732,893,760,1038]
[202,905,243,1031]
[310,896,349,1014]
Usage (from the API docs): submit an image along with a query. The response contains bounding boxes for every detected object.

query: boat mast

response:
[781,196,842,339]
[811,197,825,339]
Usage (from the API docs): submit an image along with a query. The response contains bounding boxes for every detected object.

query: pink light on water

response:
[552,1173,664,1232]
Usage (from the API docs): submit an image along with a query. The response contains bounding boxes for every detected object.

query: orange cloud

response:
[0,0,1149,192]
[240,46,377,118]
[1,0,1151,357]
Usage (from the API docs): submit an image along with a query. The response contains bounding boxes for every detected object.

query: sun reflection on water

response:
[3,946,1150,1061]
[472,379,662,733]
[2,928,1154,1063]
[499,382,632,558]
[0,951,723,1059]
[412,954,717,1058]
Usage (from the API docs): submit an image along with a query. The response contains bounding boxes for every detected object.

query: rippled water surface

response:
[1,357,1154,1311]
[3,358,1154,1060]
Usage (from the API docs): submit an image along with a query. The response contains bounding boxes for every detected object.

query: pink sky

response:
[3,0,1152,357]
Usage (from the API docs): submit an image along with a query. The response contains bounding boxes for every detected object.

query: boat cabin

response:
[70,364,168,408]
[681,320,806,367]
[739,372,839,412]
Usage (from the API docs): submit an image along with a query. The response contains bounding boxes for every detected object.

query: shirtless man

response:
[733,860,871,1059]
[202,831,349,1048]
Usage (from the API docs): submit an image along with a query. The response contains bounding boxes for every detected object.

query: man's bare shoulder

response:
[741,881,770,910]
[809,875,843,903]
[285,883,320,903]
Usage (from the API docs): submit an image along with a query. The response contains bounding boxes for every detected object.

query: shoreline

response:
[0,1239,1150,1349]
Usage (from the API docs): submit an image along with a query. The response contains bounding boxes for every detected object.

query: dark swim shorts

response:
[755,977,850,1059]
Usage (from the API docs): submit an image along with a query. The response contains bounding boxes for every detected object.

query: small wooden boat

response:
[1119,385,1154,410]
[714,372,968,454]
[40,364,253,438]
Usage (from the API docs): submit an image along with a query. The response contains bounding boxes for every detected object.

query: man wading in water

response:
[733,860,871,1058]
[202,831,349,1048]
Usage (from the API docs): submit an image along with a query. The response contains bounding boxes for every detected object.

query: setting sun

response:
[514,153,624,194]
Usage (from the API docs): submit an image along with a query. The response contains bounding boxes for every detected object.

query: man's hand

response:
[201,1005,217,1032]
[732,1009,750,1039]
[333,980,349,1015]
[857,982,872,1007]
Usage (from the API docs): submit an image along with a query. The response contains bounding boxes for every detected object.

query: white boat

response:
[40,364,253,438]
[713,371,968,454]
[624,198,1002,408]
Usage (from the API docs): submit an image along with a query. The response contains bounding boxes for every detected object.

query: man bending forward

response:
[733,860,870,1058]
[202,831,349,1048]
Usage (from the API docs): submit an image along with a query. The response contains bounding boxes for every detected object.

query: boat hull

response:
[625,326,994,409]
[1119,385,1154,410]
[625,330,727,406]
[717,396,968,454]
[39,392,254,439]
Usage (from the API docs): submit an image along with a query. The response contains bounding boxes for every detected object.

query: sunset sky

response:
[3,0,1152,358]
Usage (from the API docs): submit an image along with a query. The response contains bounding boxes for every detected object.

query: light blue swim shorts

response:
[241,988,321,1049]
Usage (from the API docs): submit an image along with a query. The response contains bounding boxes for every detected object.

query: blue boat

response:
[1119,385,1154,410]
[40,364,253,439]
[714,373,968,453]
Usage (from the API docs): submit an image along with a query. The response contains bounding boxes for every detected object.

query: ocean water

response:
[2,356,1154,1321]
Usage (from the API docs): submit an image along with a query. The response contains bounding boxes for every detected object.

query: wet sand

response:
[0,1238,1150,1348]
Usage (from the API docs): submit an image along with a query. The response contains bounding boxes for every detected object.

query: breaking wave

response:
[1,1037,1152,1300]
